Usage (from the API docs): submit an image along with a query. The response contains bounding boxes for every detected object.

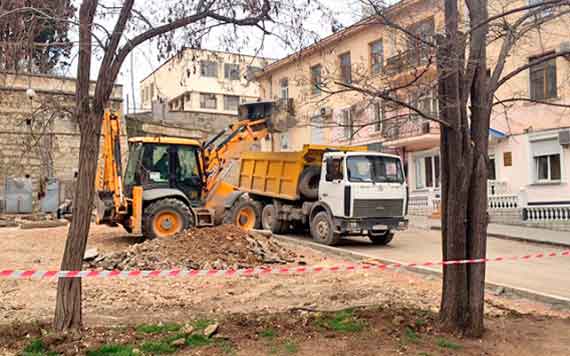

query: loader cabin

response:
[124,137,206,204]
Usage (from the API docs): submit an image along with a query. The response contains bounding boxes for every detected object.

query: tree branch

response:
[493,97,570,108]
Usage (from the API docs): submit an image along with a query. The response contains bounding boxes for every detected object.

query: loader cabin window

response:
[347,156,404,183]
[141,145,170,184]
[529,55,557,100]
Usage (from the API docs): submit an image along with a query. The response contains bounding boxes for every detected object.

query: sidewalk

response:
[408,215,570,248]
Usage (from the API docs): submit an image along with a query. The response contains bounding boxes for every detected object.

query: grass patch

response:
[162,333,186,344]
[283,341,299,354]
[185,334,213,348]
[260,328,277,339]
[316,309,365,333]
[192,319,214,331]
[218,340,236,355]
[404,327,420,343]
[436,337,462,350]
[135,323,181,334]
[140,341,176,354]
[22,339,58,356]
[86,344,135,356]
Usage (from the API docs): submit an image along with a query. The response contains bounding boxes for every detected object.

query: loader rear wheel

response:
[142,198,192,239]
[230,200,262,230]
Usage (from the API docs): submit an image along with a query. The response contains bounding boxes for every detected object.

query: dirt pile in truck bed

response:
[85,225,298,270]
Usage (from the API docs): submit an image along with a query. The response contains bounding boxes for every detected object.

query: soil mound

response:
[86,225,297,270]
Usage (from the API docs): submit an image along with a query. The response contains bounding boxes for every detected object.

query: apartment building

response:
[140,48,272,116]
[255,0,570,229]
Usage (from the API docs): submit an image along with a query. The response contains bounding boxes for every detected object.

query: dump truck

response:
[228,145,409,245]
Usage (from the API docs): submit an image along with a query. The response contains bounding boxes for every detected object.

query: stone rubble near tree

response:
[204,323,219,337]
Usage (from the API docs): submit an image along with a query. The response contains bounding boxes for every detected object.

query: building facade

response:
[140,48,273,117]
[255,0,570,229]
[0,72,123,212]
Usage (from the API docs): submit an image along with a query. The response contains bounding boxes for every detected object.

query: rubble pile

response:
[85,225,297,270]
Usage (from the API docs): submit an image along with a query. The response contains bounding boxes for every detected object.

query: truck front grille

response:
[353,199,404,218]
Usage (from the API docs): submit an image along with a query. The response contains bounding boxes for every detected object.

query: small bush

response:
[436,337,462,350]
[283,341,299,354]
[185,334,213,348]
[316,309,365,333]
[86,344,135,356]
[135,323,181,334]
[140,341,176,354]
[260,328,277,338]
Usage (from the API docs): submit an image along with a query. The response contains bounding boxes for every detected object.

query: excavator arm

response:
[95,111,128,225]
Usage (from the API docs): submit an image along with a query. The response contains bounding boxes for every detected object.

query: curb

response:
[274,234,570,309]
[428,225,570,249]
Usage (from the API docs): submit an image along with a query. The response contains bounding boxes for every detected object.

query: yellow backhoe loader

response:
[95,101,276,238]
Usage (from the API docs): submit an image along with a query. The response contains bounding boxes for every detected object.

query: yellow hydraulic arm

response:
[95,111,128,224]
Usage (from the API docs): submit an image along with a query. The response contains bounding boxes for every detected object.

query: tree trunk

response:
[54,112,102,331]
[436,0,490,337]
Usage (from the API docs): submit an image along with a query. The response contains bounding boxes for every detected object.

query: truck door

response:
[320,156,346,217]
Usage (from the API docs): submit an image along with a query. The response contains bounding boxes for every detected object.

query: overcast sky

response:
[64,0,365,112]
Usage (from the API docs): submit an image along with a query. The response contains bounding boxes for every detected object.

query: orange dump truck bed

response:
[237,144,367,201]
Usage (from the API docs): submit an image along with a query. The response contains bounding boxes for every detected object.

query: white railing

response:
[409,195,430,209]
[488,194,519,209]
[525,205,570,222]
[432,197,441,211]
[488,180,509,195]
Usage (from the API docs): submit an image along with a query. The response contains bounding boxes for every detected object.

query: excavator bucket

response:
[238,100,296,133]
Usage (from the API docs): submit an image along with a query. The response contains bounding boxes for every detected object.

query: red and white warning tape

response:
[1,250,568,279]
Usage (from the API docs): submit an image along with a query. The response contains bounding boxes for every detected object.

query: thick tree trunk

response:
[437,0,490,337]
[54,112,102,331]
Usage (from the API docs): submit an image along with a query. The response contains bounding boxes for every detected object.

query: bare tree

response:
[272,0,570,336]
[46,0,331,331]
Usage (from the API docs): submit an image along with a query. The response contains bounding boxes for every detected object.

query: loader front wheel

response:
[231,200,262,230]
[143,199,192,239]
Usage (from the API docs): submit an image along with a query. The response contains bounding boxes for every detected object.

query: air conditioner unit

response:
[320,107,333,117]
[559,130,570,146]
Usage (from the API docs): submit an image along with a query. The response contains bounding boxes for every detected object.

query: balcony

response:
[381,115,439,151]
[384,49,434,76]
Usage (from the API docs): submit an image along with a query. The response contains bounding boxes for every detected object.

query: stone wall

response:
[0,72,123,210]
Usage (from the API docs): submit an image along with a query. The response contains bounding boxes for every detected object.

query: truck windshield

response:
[346,156,404,183]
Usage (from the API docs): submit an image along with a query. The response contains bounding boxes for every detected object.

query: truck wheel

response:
[310,211,341,246]
[142,198,192,239]
[368,230,394,245]
[298,166,320,200]
[230,199,262,230]
[261,204,275,231]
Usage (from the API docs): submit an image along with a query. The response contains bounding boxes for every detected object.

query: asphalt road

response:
[284,228,570,301]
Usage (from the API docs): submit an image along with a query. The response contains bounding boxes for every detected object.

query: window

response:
[223,95,239,111]
[310,64,322,95]
[370,40,384,75]
[200,60,218,77]
[200,93,217,109]
[529,56,557,100]
[373,101,384,132]
[342,108,353,139]
[407,18,435,62]
[536,154,561,181]
[280,78,289,100]
[410,91,438,120]
[175,146,200,180]
[415,154,440,189]
[488,156,496,180]
[224,63,240,80]
[339,52,352,83]
[280,132,289,150]
[142,145,170,184]
[326,158,344,181]
[531,138,562,182]
[528,0,554,19]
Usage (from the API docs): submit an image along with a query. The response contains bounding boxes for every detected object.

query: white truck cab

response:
[313,151,408,244]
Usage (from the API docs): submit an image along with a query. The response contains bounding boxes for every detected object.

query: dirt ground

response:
[0,224,569,355]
